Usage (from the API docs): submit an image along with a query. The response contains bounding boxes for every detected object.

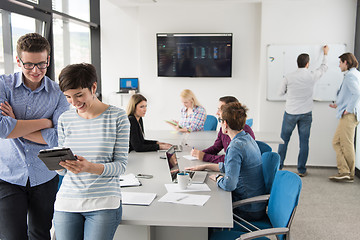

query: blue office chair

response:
[261,152,280,194]
[245,118,253,128]
[204,115,218,131]
[231,152,280,232]
[210,171,302,240]
[58,175,64,190]
[256,140,272,155]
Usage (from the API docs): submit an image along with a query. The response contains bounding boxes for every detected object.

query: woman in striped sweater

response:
[53,63,130,240]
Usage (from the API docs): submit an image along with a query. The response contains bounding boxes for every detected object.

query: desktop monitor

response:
[118,78,139,93]
[157,33,233,77]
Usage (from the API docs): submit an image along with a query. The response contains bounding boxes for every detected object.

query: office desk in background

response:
[114,134,233,240]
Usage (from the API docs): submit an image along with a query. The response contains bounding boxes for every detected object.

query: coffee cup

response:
[177,172,192,190]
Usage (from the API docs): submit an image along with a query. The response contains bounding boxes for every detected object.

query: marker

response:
[176,196,188,201]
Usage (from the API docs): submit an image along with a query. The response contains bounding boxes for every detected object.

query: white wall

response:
[100,0,357,167]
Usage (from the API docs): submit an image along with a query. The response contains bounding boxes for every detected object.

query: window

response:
[0,0,100,94]
[53,17,91,80]
[0,10,4,74]
[52,0,90,22]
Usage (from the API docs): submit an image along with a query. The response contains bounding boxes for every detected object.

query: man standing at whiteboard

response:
[329,53,360,183]
[278,45,329,177]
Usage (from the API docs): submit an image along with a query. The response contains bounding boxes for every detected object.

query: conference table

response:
[114,130,233,240]
[114,130,282,240]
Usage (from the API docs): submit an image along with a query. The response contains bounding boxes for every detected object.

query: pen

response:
[176,196,188,201]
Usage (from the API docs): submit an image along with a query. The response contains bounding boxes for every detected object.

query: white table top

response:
[121,145,233,228]
[145,130,283,146]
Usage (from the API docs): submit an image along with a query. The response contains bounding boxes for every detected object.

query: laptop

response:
[173,145,183,152]
[117,78,139,93]
[165,145,207,184]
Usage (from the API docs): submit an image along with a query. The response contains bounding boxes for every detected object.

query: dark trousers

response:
[0,176,58,240]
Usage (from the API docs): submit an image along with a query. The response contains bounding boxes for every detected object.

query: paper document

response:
[120,173,141,187]
[182,155,198,161]
[165,183,211,193]
[158,193,210,206]
[122,192,156,206]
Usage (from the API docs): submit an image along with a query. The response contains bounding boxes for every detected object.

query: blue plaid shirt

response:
[179,105,206,131]
[0,72,69,187]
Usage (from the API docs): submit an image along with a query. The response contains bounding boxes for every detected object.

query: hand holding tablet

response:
[38,148,77,170]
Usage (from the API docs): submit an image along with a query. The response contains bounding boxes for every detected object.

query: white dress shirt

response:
[279,56,328,114]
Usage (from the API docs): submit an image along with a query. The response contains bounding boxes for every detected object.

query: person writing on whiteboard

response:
[127,94,172,152]
[278,45,329,177]
[329,53,360,183]
[167,89,206,132]
[190,96,255,163]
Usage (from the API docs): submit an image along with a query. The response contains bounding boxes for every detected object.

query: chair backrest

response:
[245,118,253,127]
[267,171,302,240]
[261,152,280,194]
[204,115,218,131]
[256,140,272,154]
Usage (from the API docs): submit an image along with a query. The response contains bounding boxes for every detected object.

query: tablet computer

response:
[38,148,77,170]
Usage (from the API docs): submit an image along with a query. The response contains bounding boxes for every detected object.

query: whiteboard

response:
[267,44,346,101]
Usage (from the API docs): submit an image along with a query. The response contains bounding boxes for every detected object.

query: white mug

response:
[177,172,192,190]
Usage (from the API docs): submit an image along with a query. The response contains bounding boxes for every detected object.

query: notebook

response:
[166,145,207,184]
[117,78,139,93]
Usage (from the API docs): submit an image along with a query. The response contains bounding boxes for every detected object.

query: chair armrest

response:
[232,194,270,209]
[238,227,289,240]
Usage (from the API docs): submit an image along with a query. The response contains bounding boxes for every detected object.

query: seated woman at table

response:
[191,96,255,163]
[54,63,129,240]
[127,94,172,152]
[186,102,266,221]
[167,89,206,132]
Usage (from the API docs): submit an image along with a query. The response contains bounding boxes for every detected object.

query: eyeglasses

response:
[18,57,48,70]
[218,117,224,123]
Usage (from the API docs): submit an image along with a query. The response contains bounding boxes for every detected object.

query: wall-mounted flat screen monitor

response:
[157,33,232,77]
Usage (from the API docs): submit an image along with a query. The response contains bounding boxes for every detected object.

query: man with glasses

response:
[190,96,255,163]
[0,33,69,240]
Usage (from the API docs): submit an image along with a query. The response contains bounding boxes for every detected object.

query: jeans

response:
[278,111,312,174]
[54,205,122,240]
[0,175,59,240]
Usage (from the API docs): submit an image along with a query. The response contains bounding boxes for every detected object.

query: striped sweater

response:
[55,105,129,212]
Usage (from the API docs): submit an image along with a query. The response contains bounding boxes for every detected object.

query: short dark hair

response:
[297,53,310,68]
[59,63,97,92]
[16,33,51,57]
[339,52,358,69]
[221,102,248,131]
[219,96,239,104]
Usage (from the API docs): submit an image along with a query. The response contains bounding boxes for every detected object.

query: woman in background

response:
[168,89,206,132]
[54,63,129,240]
[186,102,266,221]
[127,94,171,152]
